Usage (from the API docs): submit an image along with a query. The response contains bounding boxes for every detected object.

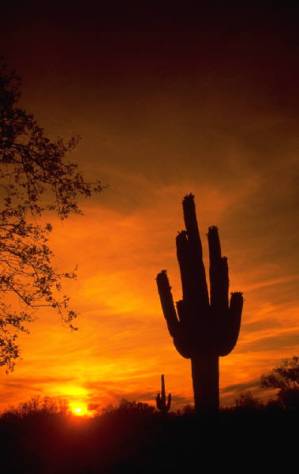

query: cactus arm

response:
[218,292,243,356]
[176,300,183,321]
[228,291,243,348]
[208,226,229,312]
[182,194,209,310]
[220,257,229,310]
[176,231,193,304]
[156,271,179,337]
[183,194,204,259]
[161,374,166,399]
[156,272,191,357]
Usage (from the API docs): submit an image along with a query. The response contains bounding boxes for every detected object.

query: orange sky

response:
[0,4,299,411]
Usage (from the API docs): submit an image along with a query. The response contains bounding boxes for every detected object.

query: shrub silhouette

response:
[234,391,263,412]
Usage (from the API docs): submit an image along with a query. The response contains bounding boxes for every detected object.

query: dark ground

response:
[0,400,297,473]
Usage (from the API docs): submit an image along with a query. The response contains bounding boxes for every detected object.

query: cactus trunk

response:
[191,354,219,413]
[156,374,172,413]
[156,194,243,414]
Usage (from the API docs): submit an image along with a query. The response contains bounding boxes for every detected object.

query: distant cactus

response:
[156,374,172,413]
[156,194,243,413]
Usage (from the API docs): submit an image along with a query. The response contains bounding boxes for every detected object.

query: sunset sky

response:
[0,4,299,412]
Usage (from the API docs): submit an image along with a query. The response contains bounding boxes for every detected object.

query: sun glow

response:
[69,401,90,417]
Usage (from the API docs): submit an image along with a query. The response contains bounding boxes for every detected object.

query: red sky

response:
[0,3,299,411]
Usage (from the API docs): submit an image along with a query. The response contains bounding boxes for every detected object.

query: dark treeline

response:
[0,397,297,473]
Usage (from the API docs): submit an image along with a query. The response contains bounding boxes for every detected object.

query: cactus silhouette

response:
[156,194,243,413]
[156,374,172,413]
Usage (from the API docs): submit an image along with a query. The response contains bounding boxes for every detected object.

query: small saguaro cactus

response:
[156,374,172,413]
[156,194,243,413]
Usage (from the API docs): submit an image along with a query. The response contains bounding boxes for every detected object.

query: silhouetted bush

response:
[234,391,263,412]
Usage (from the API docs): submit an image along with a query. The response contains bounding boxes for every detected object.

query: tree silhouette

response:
[0,63,102,369]
[156,194,243,413]
[261,356,299,409]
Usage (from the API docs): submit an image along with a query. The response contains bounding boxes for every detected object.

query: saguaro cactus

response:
[156,194,243,413]
[156,374,172,413]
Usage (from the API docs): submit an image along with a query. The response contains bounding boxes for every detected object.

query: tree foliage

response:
[0,62,102,369]
[261,356,299,391]
[261,356,299,409]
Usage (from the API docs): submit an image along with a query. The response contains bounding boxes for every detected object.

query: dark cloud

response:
[243,319,282,333]
[0,375,75,391]
[239,330,299,353]
[222,379,260,395]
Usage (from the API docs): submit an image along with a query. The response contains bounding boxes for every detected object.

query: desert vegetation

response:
[1,357,298,473]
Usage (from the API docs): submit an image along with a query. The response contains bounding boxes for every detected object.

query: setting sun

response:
[69,401,90,417]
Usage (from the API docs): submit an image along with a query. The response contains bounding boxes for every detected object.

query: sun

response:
[69,400,90,417]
